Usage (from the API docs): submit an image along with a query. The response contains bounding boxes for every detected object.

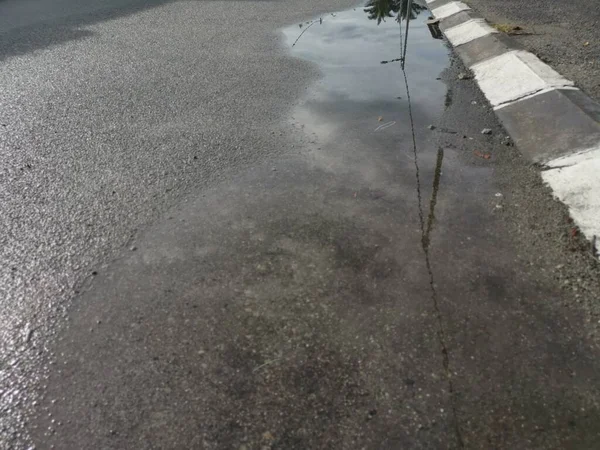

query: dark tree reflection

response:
[364,0,427,24]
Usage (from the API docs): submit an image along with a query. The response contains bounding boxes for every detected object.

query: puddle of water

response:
[282,5,452,187]
[282,6,450,131]
[283,10,469,444]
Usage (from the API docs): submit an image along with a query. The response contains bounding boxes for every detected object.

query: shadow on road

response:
[0,0,274,62]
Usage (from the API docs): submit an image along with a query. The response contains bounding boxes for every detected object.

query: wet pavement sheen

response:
[8,4,600,450]
[284,7,448,121]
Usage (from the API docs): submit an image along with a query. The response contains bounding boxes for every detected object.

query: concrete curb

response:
[426,0,600,247]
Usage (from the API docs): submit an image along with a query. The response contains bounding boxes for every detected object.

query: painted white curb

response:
[444,19,498,47]
[431,2,471,20]
[428,2,599,247]
[470,50,574,108]
[542,145,600,241]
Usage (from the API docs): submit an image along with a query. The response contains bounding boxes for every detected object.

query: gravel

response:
[465,0,600,101]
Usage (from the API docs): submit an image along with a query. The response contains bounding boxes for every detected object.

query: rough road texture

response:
[0,0,358,445]
[29,42,600,450]
[2,1,600,449]
[465,0,600,101]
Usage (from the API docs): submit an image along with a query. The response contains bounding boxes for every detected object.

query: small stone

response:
[458,72,472,80]
[130,246,137,251]
[481,128,493,135]
[262,431,274,441]
[427,124,436,130]
[495,192,503,197]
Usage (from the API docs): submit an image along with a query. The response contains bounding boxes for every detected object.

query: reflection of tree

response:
[364,0,427,24]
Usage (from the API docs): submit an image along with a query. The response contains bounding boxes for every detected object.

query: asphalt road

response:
[2,0,600,448]
[0,0,358,444]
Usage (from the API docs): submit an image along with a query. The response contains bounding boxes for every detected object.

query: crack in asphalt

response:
[424,147,444,249]
[399,19,465,448]
[420,152,465,449]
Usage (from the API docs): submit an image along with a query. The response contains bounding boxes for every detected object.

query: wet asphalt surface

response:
[2,1,600,449]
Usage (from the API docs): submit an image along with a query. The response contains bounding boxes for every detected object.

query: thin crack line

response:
[399,19,465,448]
[424,147,444,247]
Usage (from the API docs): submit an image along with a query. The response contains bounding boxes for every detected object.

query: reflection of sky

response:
[282,8,449,109]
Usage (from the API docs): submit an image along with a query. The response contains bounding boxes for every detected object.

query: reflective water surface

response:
[283,7,449,125]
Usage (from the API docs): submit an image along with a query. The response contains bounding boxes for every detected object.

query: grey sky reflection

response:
[283,7,448,108]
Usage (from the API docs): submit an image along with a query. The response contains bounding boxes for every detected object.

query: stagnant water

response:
[282,6,449,138]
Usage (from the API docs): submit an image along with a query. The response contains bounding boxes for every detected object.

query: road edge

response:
[426,0,600,251]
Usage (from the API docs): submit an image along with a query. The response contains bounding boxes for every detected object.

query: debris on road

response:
[24,324,34,344]
[428,124,436,130]
[439,127,458,134]
[481,128,493,135]
[492,23,524,35]
[375,121,396,132]
[366,409,378,420]
[262,431,275,441]
[458,72,473,80]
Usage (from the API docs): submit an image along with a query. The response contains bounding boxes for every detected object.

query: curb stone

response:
[426,0,600,248]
